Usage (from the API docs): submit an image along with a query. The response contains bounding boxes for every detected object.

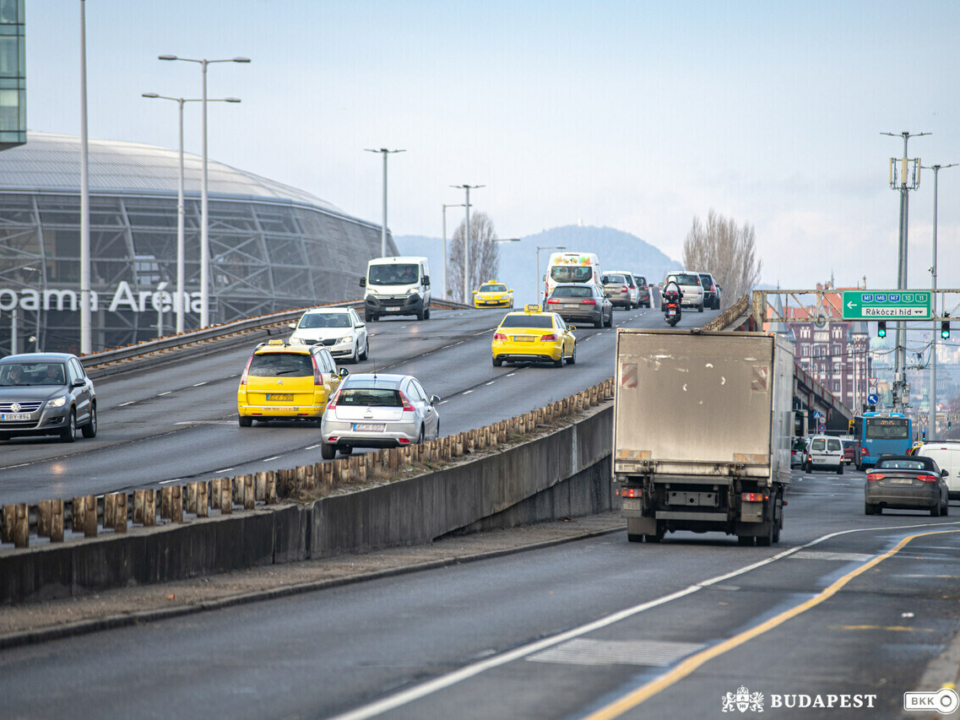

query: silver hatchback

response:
[320,373,440,459]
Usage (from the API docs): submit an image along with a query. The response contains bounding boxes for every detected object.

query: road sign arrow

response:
[847,301,855,309]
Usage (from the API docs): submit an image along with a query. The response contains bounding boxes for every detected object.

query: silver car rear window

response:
[552,286,593,298]
[338,388,403,407]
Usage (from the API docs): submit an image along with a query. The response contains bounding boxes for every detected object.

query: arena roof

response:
[0,131,347,215]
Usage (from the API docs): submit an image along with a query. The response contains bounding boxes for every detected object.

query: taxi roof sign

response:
[524,304,542,313]
[266,339,286,345]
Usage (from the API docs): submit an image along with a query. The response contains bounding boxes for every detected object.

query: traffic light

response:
[942,321,951,339]
[877,321,887,338]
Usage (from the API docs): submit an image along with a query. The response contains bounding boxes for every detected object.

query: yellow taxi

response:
[237,340,347,427]
[473,281,514,309]
[492,305,577,368]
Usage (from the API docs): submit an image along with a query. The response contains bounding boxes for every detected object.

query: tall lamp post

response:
[921,162,956,440]
[450,184,484,304]
[142,93,240,334]
[365,148,405,258]
[159,55,250,328]
[79,0,91,354]
[536,245,565,306]
[442,203,465,300]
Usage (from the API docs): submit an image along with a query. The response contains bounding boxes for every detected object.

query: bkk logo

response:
[722,686,764,713]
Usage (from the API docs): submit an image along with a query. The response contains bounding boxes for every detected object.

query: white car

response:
[663,271,705,312]
[802,434,844,475]
[289,307,369,363]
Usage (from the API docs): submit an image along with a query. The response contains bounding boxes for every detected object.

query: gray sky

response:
[28,0,960,291]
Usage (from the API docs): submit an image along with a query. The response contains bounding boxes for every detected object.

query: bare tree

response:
[682,209,762,309]
[446,211,501,301]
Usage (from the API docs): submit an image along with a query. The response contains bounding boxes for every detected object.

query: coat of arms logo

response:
[722,685,764,713]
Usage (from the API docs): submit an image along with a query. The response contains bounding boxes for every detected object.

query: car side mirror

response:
[472,290,478,294]
[359,277,366,287]
[943,469,950,477]
[72,378,85,387]
[338,368,349,377]
[356,322,365,328]
[569,326,577,332]
[423,275,430,286]
[288,322,297,329]
[430,395,441,405]
[509,289,514,293]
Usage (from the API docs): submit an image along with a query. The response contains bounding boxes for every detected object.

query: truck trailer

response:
[613,329,794,545]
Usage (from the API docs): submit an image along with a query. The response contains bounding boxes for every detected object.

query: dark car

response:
[546,283,613,328]
[0,353,97,443]
[698,272,721,310]
[841,438,857,465]
[864,455,949,516]
[633,274,653,308]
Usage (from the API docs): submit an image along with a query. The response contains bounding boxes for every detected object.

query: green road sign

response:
[842,290,932,320]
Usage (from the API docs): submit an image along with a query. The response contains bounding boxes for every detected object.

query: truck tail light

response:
[741,492,764,502]
[541,334,558,341]
[866,473,884,482]
[916,474,938,483]
[621,487,641,498]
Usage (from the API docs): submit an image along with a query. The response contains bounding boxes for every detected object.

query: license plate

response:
[889,478,914,484]
[262,407,300,412]
[1,413,30,421]
[266,394,293,401]
[515,336,535,342]
[667,308,677,315]
[622,498,641,511]
[353,423,386,432]
[385,307,402,312]
[564,303,578,309]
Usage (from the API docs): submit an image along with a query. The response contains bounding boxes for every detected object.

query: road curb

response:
[0,525,623,651]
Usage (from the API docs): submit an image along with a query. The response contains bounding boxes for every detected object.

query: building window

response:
[833,381,841,392]
[0,0,25,150]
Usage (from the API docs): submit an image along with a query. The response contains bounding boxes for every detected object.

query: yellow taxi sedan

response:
[237,340,347,427]
[492,305,577,368]
[473,281,514,309]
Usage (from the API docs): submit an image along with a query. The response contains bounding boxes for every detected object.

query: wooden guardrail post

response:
[14,503,28,548]
[220,479,233,514]
[186,482,199,514]
[265,473,277,504]
[1,505,13,544]
[50,499,64,542]
[38,500,52,538]
[254,473,266,502]
[72,496,85,532]
[244,475,256,510]
[83,495,98,538]
[104,493,117,529]
[143,490,156,526]
[170,486,183,522]
[133,490,145,524]
[160,487,172,520]
[196,482,209,516]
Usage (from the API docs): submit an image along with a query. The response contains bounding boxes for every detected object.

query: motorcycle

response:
[663,292,682,326]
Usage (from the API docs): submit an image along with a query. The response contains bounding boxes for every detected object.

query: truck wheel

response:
[424,308,430,320]
[364,311,373,323]
[737,536,754,546]
[836,462,843,475]
[643,533,662,543]
[416,308,425,321]
[627,533,643,543]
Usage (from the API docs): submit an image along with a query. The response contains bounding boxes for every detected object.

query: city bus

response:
[852,412,913,470]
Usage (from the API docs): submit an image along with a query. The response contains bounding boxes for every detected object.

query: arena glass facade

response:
[0,132,396,355]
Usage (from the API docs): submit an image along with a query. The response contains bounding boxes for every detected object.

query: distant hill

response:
[395,225,681,305]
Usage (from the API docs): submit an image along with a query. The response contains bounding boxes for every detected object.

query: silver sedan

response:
[320,373,440,459]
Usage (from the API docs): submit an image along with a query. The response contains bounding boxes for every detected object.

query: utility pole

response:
[365,148,405,258]
[882,131,929,413]
[922,162,956,440]
[450,184,483,304]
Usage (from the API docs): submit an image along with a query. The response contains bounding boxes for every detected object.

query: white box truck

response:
[613,329,794,545]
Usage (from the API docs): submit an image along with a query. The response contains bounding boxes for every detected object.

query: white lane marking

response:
[193,382,207,387]
[119,401,135,407]
[263,455,281,462]
[463,390,473,395]
[439,400,450,405]
[215,468,234,474]
[159,479,181,485]
[791,551,876,562]
[158,391,171,397]
[5,463,30,469]
[306,444,320,450]
[485,381,495,386]
[506,373,516,377]
[330,519,959,720]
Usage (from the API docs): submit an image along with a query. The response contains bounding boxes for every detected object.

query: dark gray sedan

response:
[865,455,949,516]
[546,283,613,328]
[0,353,97,443]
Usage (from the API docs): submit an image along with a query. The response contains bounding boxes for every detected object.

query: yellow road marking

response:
[583,529,960,720]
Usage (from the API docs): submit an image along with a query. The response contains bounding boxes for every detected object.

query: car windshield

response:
[551,286,593,298]
[338,388,403,407]
[876,458,932,471]
[550,266,593,283]
[0,362,66,386]
[299,313,352,329]
[668,274,701,286]
[499,315,555,329]
[248,353,313,377]
[480,284,506,292]
[368,264,419,286]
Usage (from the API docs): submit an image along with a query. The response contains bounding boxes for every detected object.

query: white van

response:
[544,252,602,304]
[916,443,960,499]
[360,256,431,322]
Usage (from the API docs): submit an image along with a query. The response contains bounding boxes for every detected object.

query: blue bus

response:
[852,412,913,470]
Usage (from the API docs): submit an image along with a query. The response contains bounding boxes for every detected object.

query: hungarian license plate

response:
[889,478,914,484]
[622,498,641,511]
[667,308,677,316]
[1,413,30,421]
[385,307,402,312]
[353,423,385,432]
[266,394,293,401]
[515,336,535,342]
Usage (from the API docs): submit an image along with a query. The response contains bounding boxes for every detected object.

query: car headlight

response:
[338,335,353,344]
[407,287,418,294]
[48,395,68,408]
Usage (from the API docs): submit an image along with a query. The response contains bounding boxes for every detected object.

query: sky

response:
[27,0,960,292]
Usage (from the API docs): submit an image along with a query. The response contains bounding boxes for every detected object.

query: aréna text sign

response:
[842,290,932,320]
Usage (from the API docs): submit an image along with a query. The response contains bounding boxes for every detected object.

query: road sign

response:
[868,376,878,388]
[920,416,928,427]
[818,424,825,432]
[842,290,932,320]
[867,393,879,406]
[813,411,822,419]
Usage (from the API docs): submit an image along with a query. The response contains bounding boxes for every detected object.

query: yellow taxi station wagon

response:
[237,340,348,427]
[473,281,514,309]
[491,305,577,368]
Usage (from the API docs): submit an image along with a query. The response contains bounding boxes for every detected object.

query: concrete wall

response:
[0,406,615,605]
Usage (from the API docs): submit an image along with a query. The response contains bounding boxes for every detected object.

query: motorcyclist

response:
[661,280,683,311]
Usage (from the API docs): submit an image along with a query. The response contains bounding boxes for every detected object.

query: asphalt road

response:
[1,467,957,720]
[0,301,716,505]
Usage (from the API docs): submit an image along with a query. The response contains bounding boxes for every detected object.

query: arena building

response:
[0,131,395,354]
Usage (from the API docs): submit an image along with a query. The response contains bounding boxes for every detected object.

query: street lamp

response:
[159,54,250,328]
[365,149,405,258]
[142,93,240,334]
[442,203,465,300]
[450,184,484,304]
[921,162,956,440]
[536,245,565,306]
[80,0,91,354]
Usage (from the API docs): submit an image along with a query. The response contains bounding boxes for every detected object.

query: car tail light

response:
[239,354,255,386]
[310,354,322,386]
[541,334,557,341]
[398,391,415,412]
[328,436,338,442]
[917,474,938,483]
[546,298,559,304]
[326,389,341,411]
[867,473,884,482]
[621,285,629,293]
[581,299,597,305]
[398,438,411,444]
[742,492,765,502]
[494,332,507,341]
[621,487,641,498]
